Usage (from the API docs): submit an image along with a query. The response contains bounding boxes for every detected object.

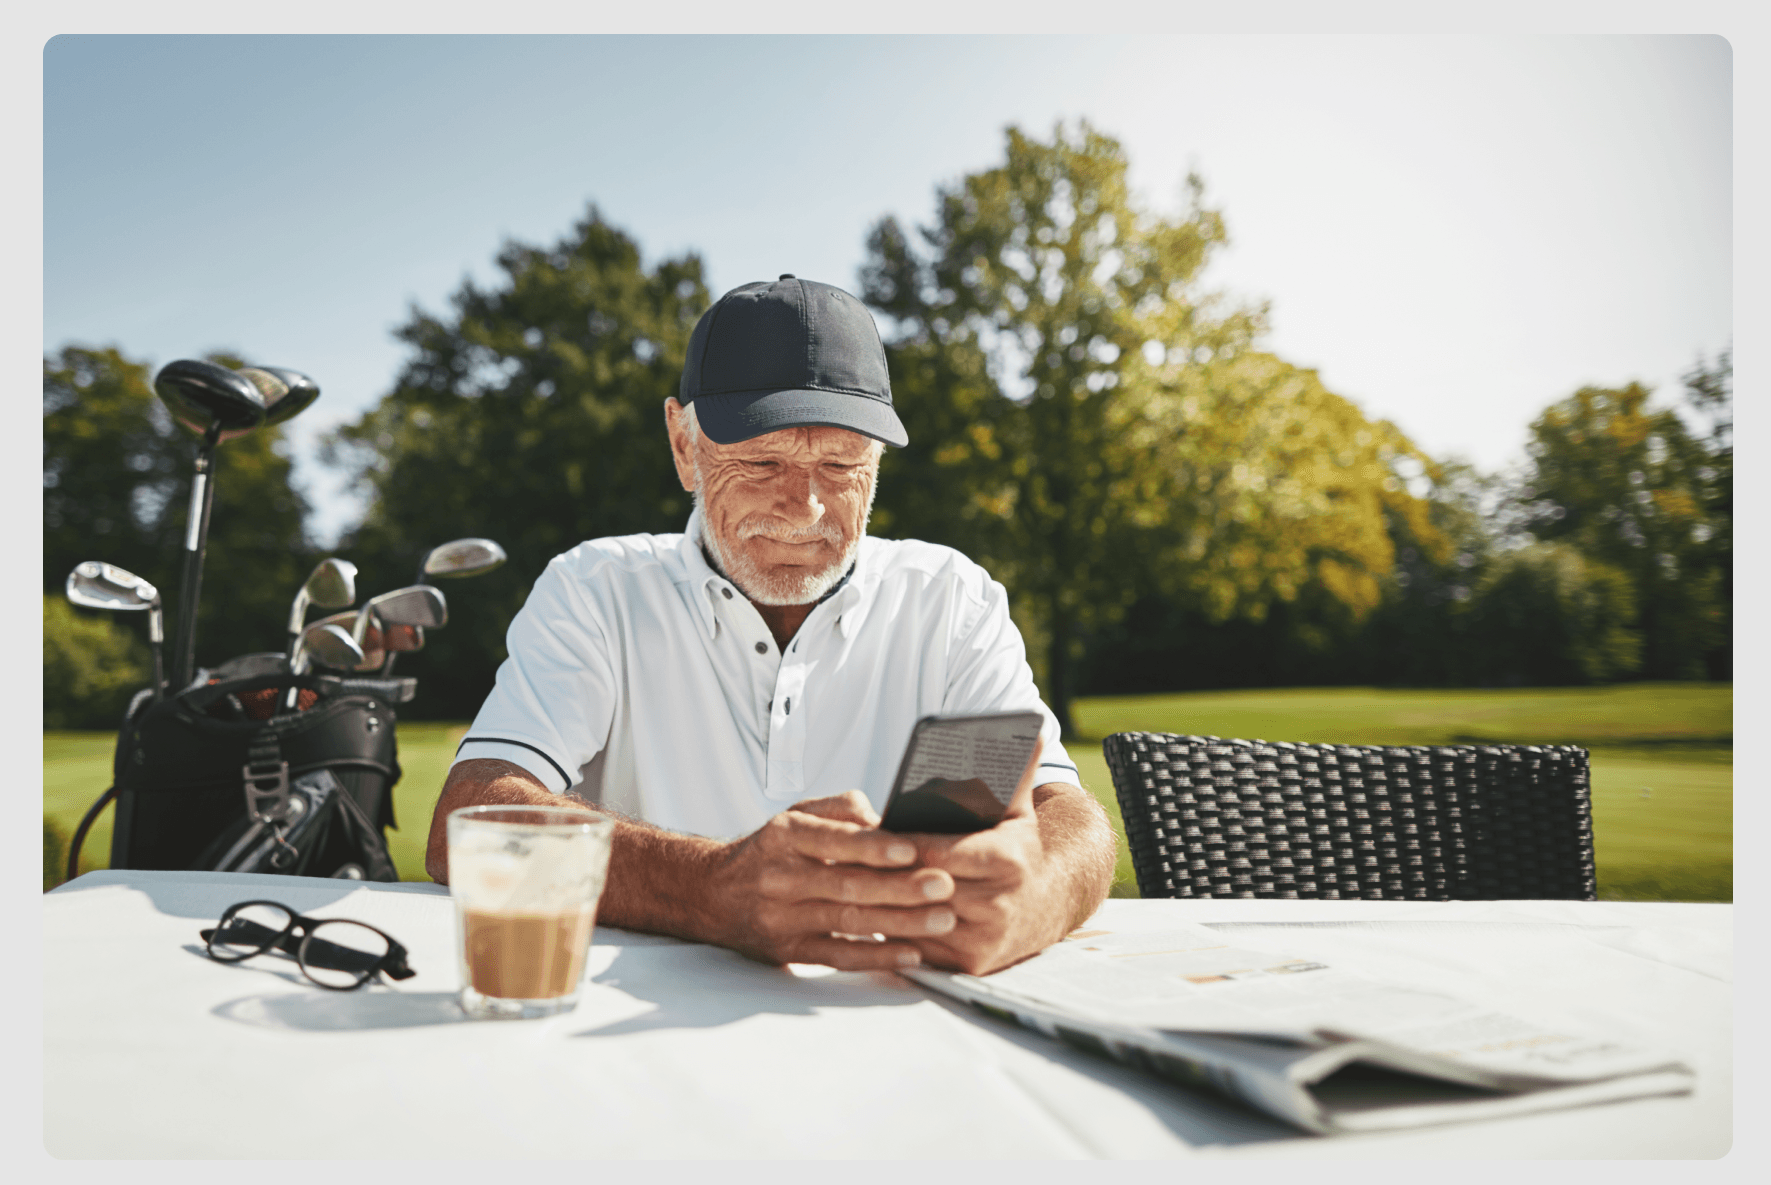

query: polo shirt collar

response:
[677,508,875,641]
[679,508,728,641]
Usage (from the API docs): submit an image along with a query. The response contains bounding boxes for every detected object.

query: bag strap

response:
[64,785,118,885]
[241,729,304,870]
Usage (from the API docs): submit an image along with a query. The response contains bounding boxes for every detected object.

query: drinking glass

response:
[446,805,615,1019]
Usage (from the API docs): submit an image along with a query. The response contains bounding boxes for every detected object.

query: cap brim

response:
[690,389,908,448]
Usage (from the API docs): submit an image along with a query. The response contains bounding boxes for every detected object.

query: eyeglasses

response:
[200,900,416,990]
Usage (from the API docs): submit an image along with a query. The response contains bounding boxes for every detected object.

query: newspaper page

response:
[904,918,1694,1134]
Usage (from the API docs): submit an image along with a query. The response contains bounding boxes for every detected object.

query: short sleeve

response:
[450,557,618,793]
[939,569,1082,790]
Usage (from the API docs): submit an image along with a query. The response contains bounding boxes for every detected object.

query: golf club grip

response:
[332,677,416,704]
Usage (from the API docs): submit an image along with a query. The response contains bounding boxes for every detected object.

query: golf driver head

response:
[352,585,447,645]
[238,366,321,427]
[421,538,507,580]
[297,622,366,673]
[153,359,266,441]
[67,561,159,612]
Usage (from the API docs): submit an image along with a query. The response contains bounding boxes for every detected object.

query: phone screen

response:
[879,711,1044,833]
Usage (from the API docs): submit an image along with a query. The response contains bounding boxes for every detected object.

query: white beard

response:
[694,461,875,606]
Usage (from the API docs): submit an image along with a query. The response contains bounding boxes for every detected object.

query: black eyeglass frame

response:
[200,898,416,991]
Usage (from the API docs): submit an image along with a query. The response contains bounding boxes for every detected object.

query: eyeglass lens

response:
[211,902,294,960]
[300,921,393,989]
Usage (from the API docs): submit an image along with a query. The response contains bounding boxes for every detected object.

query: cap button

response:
[778,273,795,280]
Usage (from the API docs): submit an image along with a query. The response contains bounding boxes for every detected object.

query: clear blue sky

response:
[44,33,1731,545]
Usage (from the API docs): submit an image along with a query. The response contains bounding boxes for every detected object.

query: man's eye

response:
[744,460,778,470]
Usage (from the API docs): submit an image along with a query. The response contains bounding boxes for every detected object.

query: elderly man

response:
[426,274,1116,975]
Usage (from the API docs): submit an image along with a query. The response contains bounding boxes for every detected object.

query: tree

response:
[44,345,312,700]
[1465,544,1642,685]
[1681,349,1731,679]
[1519,376,1727,680]
[43,594,150,730]
[325,208,710,717]
[862,123,1436,728]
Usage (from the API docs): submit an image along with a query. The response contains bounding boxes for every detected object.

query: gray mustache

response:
[737,518,841,544]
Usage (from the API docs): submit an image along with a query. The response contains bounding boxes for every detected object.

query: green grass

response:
[45,684,1730,900]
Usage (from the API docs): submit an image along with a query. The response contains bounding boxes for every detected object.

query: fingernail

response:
[926,909,956,935]
[896,949,922,967]
[887,842,916,863]
[920,878,947,900]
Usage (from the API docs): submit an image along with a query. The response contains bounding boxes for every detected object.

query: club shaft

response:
[149,606,165,701]
[172,434,220,690]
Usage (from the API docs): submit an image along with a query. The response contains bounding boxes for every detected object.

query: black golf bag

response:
[67,666,414,883]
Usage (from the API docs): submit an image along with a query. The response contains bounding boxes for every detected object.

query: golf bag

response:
[67,669,413,883]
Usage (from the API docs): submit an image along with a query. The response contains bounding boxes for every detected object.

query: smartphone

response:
[879,711,1045,834]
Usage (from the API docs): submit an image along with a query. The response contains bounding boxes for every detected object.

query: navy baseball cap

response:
[678,275,908,447]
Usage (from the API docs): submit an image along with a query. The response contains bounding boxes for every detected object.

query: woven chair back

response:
[1103,733,1596,900]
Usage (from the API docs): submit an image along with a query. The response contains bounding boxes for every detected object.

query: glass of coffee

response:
[446,805,615,1020]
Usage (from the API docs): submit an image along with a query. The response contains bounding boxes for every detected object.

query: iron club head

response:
[418,538,507,583]
[67,561,159,613]
[67,561,165,698]
[293,621,365,675]
[350,586,447,646]
[286,557,359,652]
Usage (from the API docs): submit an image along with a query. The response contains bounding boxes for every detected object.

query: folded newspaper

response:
[904,916,1694,1134]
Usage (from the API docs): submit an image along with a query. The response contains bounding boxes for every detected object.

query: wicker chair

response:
[1102,733,1596,900]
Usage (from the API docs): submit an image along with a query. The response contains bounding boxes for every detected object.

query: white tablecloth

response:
[42,870,1731,1159]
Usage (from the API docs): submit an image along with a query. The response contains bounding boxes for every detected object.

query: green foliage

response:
[1465,543,1642,685]
[43,345,314,676]
[324,208,710,717]
[45,818,67,892]
[43,594,149,729]
[1520,366,1729,679]
[862,123,1434,731]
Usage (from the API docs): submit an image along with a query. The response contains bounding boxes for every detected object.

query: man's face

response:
[666,400,881,606]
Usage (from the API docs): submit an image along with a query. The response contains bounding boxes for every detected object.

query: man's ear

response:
[664,399,698,493]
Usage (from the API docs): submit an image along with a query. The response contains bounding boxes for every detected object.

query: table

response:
[42,870,1731,1159]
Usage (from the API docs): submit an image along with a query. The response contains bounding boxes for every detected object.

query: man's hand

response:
[702,791,960,972]
[899,783,1117,976]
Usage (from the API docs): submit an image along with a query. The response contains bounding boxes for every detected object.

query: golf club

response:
[382,537,506,674]
[239,366,321,426]
[302,610,423,673]
[66,562,165,700]
[291,622,366,675]
[285,558,359,659]
[416,538,507,585]
[155,360,267,692]
[350,586,448,649]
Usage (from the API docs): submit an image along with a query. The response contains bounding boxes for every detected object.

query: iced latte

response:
[447,805,615,1020]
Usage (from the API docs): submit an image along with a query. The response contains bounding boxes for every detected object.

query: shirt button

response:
[721,588,733,600]
[755,642,768,654]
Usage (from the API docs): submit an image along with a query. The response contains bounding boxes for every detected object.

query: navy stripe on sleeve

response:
[456,736,572,791]
[1038,760,1079,773]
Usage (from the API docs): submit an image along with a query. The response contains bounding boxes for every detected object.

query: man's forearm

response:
[425,758,728,945]
[1030,782,1119,931]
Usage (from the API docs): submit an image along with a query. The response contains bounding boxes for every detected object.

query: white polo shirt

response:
[452,509,1081,840]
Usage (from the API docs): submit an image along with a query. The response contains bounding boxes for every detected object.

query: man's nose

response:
[771,466,826,523]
